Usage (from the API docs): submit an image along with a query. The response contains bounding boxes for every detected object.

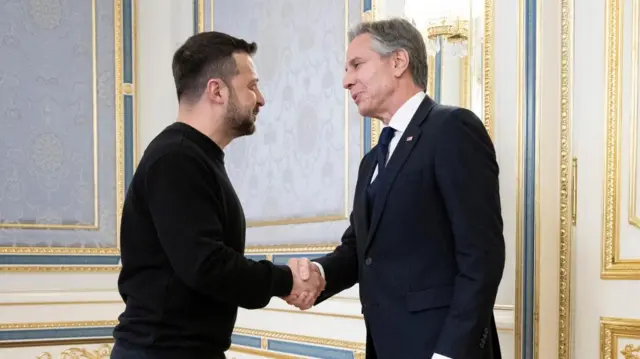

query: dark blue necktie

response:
[366,126,396,221]
[376,126,396,176]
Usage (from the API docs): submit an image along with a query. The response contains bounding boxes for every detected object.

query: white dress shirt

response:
[370,91,425,182]
[312,91,450,359]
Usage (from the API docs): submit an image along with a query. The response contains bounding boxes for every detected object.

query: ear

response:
[206,78,228,104]
[391,49,410,78]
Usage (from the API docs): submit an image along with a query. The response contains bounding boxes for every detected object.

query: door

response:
[572,0,640,357]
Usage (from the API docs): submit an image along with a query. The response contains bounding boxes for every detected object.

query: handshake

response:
[282,258,326,310]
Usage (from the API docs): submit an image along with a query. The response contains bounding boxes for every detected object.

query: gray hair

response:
[348,18,428,91]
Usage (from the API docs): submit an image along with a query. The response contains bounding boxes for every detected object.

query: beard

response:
[225,89,257,138]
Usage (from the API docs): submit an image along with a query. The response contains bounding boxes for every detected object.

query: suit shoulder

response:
[430,105,487,135]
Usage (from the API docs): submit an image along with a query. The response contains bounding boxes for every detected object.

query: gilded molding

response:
[197,0,205,33]
[37,344,112,359]
[0,321,118,330]
[229,345,302,358]
[602,0,640,279]
[0,247,119,255]
[558,0,573,357]
[0,0,137,271]
[233,328,366,351]
[0,321,365,352]
[0,0,100,232]
[629,0,640,228]
[600,317,640,359]
[0,266,120,273]
[114,0,125,251]
[428,55,436,98]
[245,244,338,253]
[483,0,494,138]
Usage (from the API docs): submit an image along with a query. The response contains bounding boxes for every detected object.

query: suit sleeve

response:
[312,209,359,304]
[310,154,370,305]
[433,109,506,357]
[145,151,293,309]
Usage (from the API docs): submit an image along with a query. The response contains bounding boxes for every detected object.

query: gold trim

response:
[0,265,120,273]
[261,307,363,320]
[0,0,99,231]
[0,338,113,349]
[0,300,121,306]
[0,247,119,255]
[197,0,205,33]
[0,321,366,353]
[248,215,348,228]
[460,55,470,109]
[484,0,495,138]
[629,0,640,228]
[428,55,436,97]
[245,244,338,253]
[133,0,140,167]
[602,0,640,279]
[558,0,574,339]
[122,83,133,95]
[114,0,127,253]
[0,321,118,330]
[600,317,640,359]
[0,1,130,268]
[37,344,112,359]
[515,0,525,356]
[233,328,366,351]
[230,345,304,359]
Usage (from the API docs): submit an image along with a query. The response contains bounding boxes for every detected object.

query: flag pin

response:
[406,136,413,141]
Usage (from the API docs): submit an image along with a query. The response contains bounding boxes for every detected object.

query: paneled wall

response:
[0,0,130,357]
[0,0,520,358]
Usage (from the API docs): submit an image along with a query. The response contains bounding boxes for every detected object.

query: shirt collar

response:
[387,91,426,133]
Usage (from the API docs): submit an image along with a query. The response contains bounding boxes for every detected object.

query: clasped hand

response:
[282,258,325,310]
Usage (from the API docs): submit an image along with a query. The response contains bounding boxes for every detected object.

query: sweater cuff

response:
[272,264,294,297]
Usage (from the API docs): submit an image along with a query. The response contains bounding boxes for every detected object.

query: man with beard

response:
[111,31,324,359]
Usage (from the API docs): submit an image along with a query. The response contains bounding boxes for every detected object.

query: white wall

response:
[137,0,194,156]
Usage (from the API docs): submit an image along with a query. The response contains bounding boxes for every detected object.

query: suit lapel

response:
[364,96,437,252]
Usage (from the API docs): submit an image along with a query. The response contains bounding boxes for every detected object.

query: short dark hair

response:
[171,31,257,102]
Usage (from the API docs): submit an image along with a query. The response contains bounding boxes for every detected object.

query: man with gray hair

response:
[285,18,505,359]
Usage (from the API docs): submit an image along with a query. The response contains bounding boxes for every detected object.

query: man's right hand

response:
[283,258,325,310]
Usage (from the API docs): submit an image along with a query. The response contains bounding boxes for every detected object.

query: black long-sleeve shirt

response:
[113,122,293,358]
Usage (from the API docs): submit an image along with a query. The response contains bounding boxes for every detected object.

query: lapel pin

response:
[406,136,413,141]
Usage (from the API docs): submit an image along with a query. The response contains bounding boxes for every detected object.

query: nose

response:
[256,88,265,107]
[342,70,355,90]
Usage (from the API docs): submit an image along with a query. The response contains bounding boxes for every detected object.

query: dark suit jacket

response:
[314,95,505,359]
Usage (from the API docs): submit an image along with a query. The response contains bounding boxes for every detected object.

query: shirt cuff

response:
[312,262,325,279]
[432,354,451,359]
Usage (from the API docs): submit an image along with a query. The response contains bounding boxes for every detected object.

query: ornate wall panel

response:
[600,318,640,359]
[0,0,136,271]
[195,0,362,245]
[0,321,367,358]
[601,0,640,279]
